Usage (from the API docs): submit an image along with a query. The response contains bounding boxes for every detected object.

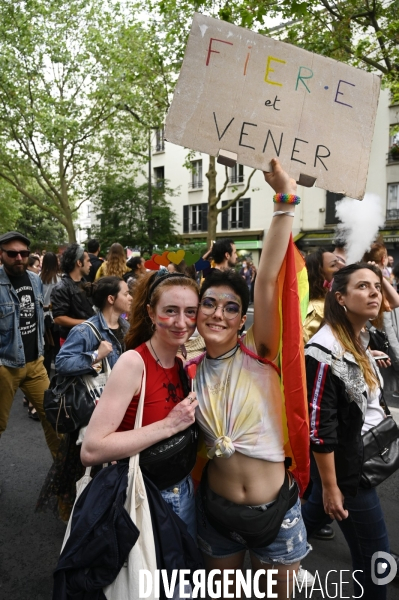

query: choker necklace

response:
[207,344,239,360]
[149,338,183,401]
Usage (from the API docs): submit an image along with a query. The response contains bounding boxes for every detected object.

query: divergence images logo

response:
[371,552,397,585]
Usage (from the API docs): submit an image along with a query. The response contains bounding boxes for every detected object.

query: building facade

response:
[75,88,399,263]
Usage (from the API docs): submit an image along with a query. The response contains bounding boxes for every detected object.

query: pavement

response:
[1,389,399,599]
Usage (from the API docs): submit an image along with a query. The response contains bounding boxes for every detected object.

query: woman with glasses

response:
[192,159,310,599]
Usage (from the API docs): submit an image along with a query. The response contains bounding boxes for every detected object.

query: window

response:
[229,164,244,184]
[389,125,399,163]
[221,198,251,230]
[387,183,399,220]
[390,125,399,146]
[189,160,203,189]
[183,203,208,233]
[154,166,165,188]
[325,191,344,225]
[155,128,165,152]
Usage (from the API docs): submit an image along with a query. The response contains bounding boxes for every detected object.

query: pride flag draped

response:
[278,234,310,495]
[191,235,310,494]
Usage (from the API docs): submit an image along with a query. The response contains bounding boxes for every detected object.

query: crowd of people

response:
[1,159,399,599]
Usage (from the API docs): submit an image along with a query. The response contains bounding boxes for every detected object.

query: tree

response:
[154,1,399,99]
[146,0,398,242]
[92,178,179,252]
[0,179,22,231]
[0,0,170,242]
[205,158,256,246]
[15,202,67,252]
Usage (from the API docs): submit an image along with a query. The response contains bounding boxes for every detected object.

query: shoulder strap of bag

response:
[370,361,391,417]
[128,351,147,471]
[82,320,104,342]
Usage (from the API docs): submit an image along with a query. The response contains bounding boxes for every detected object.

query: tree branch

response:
[217,169,256,214]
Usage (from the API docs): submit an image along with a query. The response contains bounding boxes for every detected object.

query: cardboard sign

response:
[164,13,381,199]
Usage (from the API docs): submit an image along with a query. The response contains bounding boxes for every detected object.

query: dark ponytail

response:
[82,276,123,311]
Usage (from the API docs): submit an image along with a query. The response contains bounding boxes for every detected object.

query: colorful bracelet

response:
[273,193,301,205]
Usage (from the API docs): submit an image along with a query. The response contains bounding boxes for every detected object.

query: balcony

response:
[388,145,399,164]
[386,209,399,221]
[188,180,203,189]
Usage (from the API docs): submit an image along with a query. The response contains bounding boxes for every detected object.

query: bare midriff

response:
[207,451,286,505]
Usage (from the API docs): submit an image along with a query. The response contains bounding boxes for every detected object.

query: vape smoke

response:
[335,194,385,264]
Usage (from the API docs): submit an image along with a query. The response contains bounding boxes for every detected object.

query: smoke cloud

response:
[335,194,385,264]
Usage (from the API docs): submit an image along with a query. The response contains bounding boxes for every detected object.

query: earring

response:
[151,322,156,331]
[343,305,347,313]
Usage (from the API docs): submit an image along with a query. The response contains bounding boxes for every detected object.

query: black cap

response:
[0,231,30,247]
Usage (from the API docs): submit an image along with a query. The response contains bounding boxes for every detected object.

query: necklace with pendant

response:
[149,338,183,402]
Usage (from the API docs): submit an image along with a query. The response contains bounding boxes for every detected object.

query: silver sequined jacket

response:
[305,324,376,496]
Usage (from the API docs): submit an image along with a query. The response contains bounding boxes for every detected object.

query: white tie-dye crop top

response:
[192,326,285,462]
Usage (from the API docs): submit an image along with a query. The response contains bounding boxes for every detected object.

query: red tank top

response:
[117,342,186,431]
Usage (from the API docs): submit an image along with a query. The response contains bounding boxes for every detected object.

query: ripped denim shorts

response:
[196,492,311,565]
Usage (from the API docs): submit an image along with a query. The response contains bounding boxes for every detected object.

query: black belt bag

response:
[139,423,199,490]
[361,415,399,488]
[200,465,298,549]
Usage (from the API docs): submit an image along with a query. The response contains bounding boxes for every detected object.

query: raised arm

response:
[253,158,298,358]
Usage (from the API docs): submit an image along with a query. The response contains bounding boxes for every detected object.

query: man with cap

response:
[50,243,94,345]
[0,231,60,458]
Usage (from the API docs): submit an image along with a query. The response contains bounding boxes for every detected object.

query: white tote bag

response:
[61,466,93,552]
[104,352,158,600]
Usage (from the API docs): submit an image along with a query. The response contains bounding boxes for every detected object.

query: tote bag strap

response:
[82,320,104,342]
[128,351,146,472]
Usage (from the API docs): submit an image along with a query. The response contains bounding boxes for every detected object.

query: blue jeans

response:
[302,458,390,600]
[160,474,197,542]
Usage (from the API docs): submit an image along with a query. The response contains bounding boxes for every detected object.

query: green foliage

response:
[92,178,179,252]
[0,180,22,231]
[0,0,171,241]
[15,203,67,252]
[151,0,399,101]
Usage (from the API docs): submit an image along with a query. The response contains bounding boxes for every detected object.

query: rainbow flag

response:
[192,235,310,494]
[278,234,310,494]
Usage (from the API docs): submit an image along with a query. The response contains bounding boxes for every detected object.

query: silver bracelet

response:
[272,211,295,217]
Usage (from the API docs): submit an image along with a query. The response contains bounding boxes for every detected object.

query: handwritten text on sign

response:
[165,14,380,199]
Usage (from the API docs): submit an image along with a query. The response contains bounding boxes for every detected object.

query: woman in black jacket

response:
[302,263,391,600]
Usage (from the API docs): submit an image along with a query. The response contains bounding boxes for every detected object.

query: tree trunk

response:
[65,217,77,243]
[206,155,218,247]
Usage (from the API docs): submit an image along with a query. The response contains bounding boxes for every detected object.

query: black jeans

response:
[302,457,390,600]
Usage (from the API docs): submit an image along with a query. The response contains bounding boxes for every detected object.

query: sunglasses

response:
[1,248,30,258]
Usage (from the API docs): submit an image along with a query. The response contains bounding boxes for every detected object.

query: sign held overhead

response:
[164,13,381,199]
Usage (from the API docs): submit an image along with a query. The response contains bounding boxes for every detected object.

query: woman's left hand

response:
[370,350,391,368]
[322,483,349,521]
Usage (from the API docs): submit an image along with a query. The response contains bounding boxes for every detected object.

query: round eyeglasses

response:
[199,299,241,320]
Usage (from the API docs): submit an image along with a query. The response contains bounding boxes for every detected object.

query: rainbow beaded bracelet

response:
[273,193,301,205]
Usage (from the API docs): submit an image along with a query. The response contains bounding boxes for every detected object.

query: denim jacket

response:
[0,267,45,368]
[55,312,129,377]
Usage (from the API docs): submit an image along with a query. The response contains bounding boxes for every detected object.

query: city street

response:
[1,388,399,599]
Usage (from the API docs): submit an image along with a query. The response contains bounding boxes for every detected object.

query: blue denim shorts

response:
[196,491,311,564]
[160,474,197,541]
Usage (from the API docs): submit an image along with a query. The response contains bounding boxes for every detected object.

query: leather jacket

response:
[50,274,95,339]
